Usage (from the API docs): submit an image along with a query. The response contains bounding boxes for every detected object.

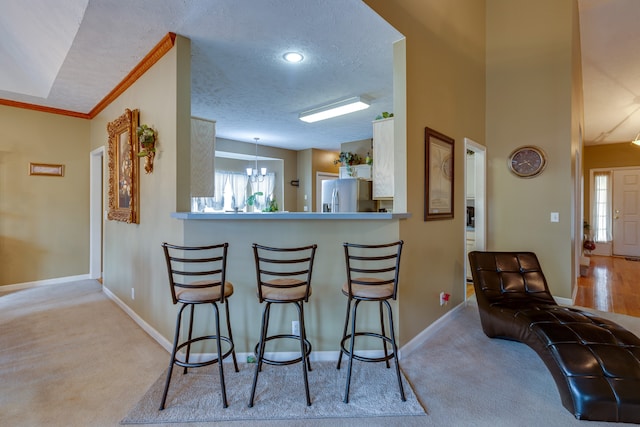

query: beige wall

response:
[485,0,581,298]
[0,106,90,285]
[365,0,487,344]
[583,143,640,224]
[88,35,192,339]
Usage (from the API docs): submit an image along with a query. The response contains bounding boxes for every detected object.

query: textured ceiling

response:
[1,1,637,149]
[0,0,402,151]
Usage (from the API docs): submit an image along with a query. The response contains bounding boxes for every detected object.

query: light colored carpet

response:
[121,361,425,424]
[2,279,639,426]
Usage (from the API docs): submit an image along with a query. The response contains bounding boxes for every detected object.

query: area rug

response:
[121,361,425,424]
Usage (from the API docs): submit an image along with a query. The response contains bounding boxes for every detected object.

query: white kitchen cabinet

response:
[339,164,371,180]
[372,117,394,199]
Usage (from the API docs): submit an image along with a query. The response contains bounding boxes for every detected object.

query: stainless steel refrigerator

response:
[321,178,376,212]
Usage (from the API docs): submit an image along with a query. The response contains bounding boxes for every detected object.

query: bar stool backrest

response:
[252,243,317,303]
[161,242,229,305]
[343,240,403,300]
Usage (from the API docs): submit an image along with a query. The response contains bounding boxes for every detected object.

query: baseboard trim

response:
[0,274,91,292]
[101,286,173,353]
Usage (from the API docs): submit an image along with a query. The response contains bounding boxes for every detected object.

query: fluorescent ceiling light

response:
[299,96,370,123]
[633,133,640,146]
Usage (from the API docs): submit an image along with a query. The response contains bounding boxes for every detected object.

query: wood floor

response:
[575,255,640,317]
[467,255,640,318]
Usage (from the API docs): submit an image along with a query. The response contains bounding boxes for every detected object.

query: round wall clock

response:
[508,146,547,178]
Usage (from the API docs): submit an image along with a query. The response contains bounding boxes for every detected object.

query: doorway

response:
[89,147,104,281]
[464,138,486,300]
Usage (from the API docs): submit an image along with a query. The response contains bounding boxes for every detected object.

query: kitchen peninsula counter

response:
[170,210,409,354]
[172,212,411,220]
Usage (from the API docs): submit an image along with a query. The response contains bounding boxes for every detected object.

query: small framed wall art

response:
[424,127,454,221]
[29,163,65,177]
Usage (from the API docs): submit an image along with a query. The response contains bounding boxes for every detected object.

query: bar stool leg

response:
[210,302,229,408]
[160,304,187,410]
[343,299,360,403]
[379,301,390,369]
[184,304,195,374]
[248,302,271,408]
[224,301,239,372]
[384,300,406,401]
[336,297,353,370]
[296,302,311,406]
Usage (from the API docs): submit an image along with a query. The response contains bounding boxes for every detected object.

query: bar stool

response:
[160,242,239,410]
[248,243,317,407]
[336,240,405,403]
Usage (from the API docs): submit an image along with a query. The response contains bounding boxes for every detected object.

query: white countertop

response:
[171,212,411,220]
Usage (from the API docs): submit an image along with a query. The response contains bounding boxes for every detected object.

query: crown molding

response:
[0,32,177,120]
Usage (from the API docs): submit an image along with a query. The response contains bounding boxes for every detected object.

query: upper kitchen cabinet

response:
[339,164,372,180]
[372,117,394,199]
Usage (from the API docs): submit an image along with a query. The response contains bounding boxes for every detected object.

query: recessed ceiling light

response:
[283,52,304,63]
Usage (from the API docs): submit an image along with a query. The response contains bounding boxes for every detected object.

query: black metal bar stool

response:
[336,240,405,403]
[160,242,239,410]
[248,243,317,407]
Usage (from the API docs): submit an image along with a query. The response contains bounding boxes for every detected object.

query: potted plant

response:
[374,111,394,120]
[583,221,596,254]
[334,151,362,166]
[334,151,362,177]
[136,124,157,174]
[246,191,263,212]
[262,196,279,212]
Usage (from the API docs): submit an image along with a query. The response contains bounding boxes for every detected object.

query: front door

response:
[613,168,640,257]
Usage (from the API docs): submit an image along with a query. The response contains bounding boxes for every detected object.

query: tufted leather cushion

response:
[468,251,640,423]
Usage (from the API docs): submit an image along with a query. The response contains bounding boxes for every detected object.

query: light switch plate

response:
[550,212,559,222]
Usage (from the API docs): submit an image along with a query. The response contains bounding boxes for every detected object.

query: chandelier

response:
[247,137,267,182]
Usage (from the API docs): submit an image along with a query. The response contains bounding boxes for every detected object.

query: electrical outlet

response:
[131,288,135,300]
[292,320,300,336]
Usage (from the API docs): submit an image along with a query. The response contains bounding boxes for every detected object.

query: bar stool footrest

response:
[255,334,312,366]
[174,335,235,369]
[340,332,396,364]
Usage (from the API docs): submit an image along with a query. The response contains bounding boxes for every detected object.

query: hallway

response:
[575,255,640,317]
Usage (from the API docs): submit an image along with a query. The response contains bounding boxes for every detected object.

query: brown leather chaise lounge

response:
[468,251,640,423]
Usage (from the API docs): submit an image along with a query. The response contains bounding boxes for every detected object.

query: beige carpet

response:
[121,361,425,424]
[2,279,639,426]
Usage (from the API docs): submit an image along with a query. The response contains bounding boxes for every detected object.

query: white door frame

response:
[89,146,105,280]
[464,138,486,301]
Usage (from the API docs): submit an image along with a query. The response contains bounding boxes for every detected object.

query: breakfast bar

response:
[170,211,410,355]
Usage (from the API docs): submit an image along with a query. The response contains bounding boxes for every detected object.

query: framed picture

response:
[424,127,454,221]
[29,163,64,177]
[107,108,139,223]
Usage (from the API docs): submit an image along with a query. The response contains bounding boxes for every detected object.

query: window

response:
[592,171,612,242]
[214,170,276,212]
